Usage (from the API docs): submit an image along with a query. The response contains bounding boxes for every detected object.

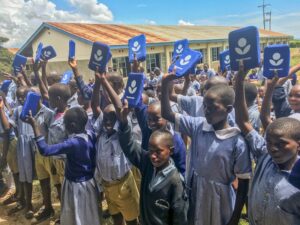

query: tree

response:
[0,37,9,48]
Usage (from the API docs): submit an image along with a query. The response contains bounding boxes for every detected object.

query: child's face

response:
[48,93,59,109]
[147,105,167,131]
[203,93,229,125]
[103,109,117,135]
[266,131,299,166]
[258,87,265,98]
[148,135,171,169]
[16,89,27,105]
[288,85,300,112]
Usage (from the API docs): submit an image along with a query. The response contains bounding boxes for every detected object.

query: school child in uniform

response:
[113,91,188,225]
[234,62,300,225]
[92,70,139,225]
[47,83,71,197]
[8,86,35,218]
[0,92,19,205]
[161,73,251,225]
[270,63,300,119]
[25,107,100,225]
[134,100,186,175]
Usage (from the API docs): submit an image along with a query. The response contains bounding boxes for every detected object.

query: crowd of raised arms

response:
[0,26,300,225]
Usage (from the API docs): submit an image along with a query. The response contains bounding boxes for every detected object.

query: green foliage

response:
[289,40,300,48]
[0,47,13,74]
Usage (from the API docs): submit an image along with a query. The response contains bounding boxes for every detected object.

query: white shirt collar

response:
[202,119,240,140]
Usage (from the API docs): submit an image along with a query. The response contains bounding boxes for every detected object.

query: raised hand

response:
[94,66,106,81]
[68,58,77,70]
[117,99,130,125]
[24,110,36,127]
[237,60,249,79]
[131,53,141,73]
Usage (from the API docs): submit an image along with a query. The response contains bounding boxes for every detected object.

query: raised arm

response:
[260,75,279,130]
[33,61,49,101]
[96,71,123,113]
[234,62,253,135]
[40,60,49,90]
[68,59,93,100]
[161,73,178,123]
[91,71,102,118]
[20,66,32,87]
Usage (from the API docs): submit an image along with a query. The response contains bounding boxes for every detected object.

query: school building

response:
[18,22,293,80]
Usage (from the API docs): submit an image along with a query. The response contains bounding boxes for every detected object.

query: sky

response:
[1,0,300,47]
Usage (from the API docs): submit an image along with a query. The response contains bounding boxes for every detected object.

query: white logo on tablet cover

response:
[94,49,103,62]
[132,41,141,52]
[176,44,184,54]
[180,55,191,66]
[235,38,251,55]
[129,80,137,94]
[269,52,284,66]
[224,55,230,64]
[44,51,51,58]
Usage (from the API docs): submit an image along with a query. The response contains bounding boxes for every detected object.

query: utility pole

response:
[265,11,272,30]
[258,0,271,30]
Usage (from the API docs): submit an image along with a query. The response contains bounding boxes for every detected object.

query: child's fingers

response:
[28,110,33,118]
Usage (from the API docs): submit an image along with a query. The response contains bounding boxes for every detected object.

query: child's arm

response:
[260,75,279,130]
[234,62,253,135]
[118,100,147,172]
[91,70,102,118]
[25,112,73,156]
[40,61,49,90]
[96,71,123,112]
[68,59,93,100]
[20,65,32,87]
[227,179,249,225]
[0,98,12,131]
[33,62,49,101]
[171,181,188,225]
[161,74,178,123]
[169,75,190,102]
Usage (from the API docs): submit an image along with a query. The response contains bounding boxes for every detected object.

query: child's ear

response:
[169,146,174,156]
[226,105,233,113]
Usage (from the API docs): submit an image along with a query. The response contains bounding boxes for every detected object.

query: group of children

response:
[0,48,300,225]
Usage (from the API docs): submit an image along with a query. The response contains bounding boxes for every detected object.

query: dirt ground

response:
[0,181,113,225]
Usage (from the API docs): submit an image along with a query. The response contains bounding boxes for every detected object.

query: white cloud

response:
[178,19,194,26]
[145,20,156,25]
[0,0,113,47]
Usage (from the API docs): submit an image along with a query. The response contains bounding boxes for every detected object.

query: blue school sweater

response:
[35,132,97,182]
[135,101,186,175]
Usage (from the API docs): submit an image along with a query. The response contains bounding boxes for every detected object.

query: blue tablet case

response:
[88,42,111,72]
[219,50,231,72]
[60,70,73,84]
[1,80,12,94]
[123,73,144,107]
[41,46,57,61]
[172,39,189,61]
[229,26,260,71]
[20,92,41,121]
[35,42,43,63]
[263,44,290,79]
[69,40,76,59]
[128,34,146,63]
[169,49,202,77]
[12,54,27,73]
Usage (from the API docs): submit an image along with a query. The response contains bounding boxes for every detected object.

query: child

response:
[117,95,188,225]
[92,70,139,225]
[161,73,251,225]
[8,86,35,218]
[135,100,186,175]
[0,92,19,205]
[25,107,100,225]
[234,62,300,225]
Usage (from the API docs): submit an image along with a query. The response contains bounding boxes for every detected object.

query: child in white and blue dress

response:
[234,68,300,225]
[161,75,252,225]
[26,106,100,225]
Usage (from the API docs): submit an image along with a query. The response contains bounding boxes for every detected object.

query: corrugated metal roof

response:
[47,22,292,46]
[7,48,19,55]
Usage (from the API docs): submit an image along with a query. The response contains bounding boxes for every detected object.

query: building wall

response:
[31,28,291,80]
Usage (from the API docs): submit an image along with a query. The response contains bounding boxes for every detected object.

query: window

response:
[193,49,207,63]
[211,47,221,62]
[268,42,273,46]
[112,57,130,77]
[160,53,167,72]
[146,53,161,73]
